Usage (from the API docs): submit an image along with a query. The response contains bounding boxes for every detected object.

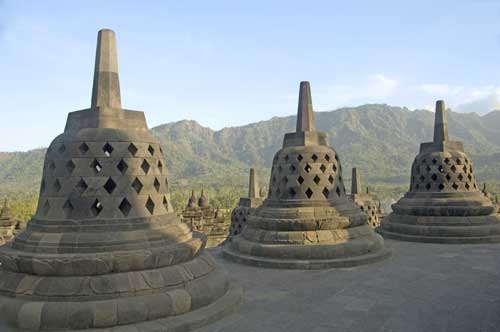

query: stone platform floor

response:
[197,239,500,332]
[1,239,499,332]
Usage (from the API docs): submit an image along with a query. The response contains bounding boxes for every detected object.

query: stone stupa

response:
[0,200,25,244]
[223,82,390,269]
[379,101,500,243]
[348,168,383,228]
[0,29,240,331]
[227,168,264,241]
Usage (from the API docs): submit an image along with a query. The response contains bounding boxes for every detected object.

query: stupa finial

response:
[248,168,259,198]
[351,168,362,195]
[433,100,449,143]
[91,29,122,109]
[296,81,315,132]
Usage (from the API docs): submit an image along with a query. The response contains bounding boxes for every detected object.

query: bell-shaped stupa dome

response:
[223,82,390,269]
[0,29,241,331]
[379,101,500,243]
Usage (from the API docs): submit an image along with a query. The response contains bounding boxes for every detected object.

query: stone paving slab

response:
[197,239,500,332]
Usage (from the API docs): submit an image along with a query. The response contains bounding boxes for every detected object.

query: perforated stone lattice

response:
[37,141,172,219]
[268,151,346,200]
[409,152,478,193]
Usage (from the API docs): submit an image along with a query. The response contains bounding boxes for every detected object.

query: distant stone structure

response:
[223,81,390,269]
[379,101,500,243]
[348,168,383,228]
[481,183,500,213]
[227,168,264,241]
[0,200,25,244]
[0,29,240,331]
[182,189,231,247]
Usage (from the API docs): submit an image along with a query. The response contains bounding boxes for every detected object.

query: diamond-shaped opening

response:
[421,159,426,164]
[128,143,138,156]
[91,159,102,173]
[154,178,161,192]
[119,198,132,217]
[282,176,288,184]
[322,187,330,198]
[419,175,425,182]
[313,175,321,185]
[452,182,459,190]
[304,164,312,173]
[360,205,364,210]
[165,178,169,189]
[438,183,445,191]
[438,165,444,173]
[464,158,469,164]
[311,154,318,162]
[444,158,450,164]
[103,142,114,157]
[297,154,303,162]
[66,160,75,173]
[451,165,457,173]
[58,144,66,154]
[297,176,304,185]
[305,188,313,199]
[145,197,155,215]
[79,142,89,154]
[284,155,289,161]
[63,200,74,217]
[272,176,277,183]
[289,187,296,197]
[163,196,169,211]
[42,200,50,216]
[117,159,128,174]
[456,158,462,165]
[425,183,431,190]
[49,160,56,171]
[53,179,62,192]
[76,178,88,194]
[157,161,163,173]
[320,164,327,173]
[132,178,143,194]
[104,177,117,194]
[40,179,46,193]
[335,154,339,161]
[141,160,150,174]
[431,174,438,181]
[289,164,296,172]
[458,173,464,181]
[333,164,337,172]
[432,158,437,164]
[336,186,341,196]
[426,165,431,172]
[446,174,451,181]
[468,174,472,181]
[463,166,468,174]
[328,175,334,184]
[465,182,470,190]
[325,154,331,162]
[278,165,283,173]
[148,145,155,156]
[90,199,103,216]
[415,184,420,189]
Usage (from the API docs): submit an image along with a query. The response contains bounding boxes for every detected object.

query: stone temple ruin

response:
[227,168,264,241]
[222,81,390,269]
[379,101,500,243]
[0,200,26,245]
[0,29,240,331]
[181,189,231,247]
[348,168,383,228]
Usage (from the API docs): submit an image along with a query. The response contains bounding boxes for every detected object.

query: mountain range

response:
[1,104,499,197]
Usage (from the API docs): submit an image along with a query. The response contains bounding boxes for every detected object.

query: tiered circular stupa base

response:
[0,250,242,332]
[223,206,390,269]
[379,193,500,244]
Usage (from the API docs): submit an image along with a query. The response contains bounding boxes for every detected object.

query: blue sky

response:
[1,0,500,151]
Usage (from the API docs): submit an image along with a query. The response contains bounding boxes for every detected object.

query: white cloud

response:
[314,74,399,111]
[419,83,500,114]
